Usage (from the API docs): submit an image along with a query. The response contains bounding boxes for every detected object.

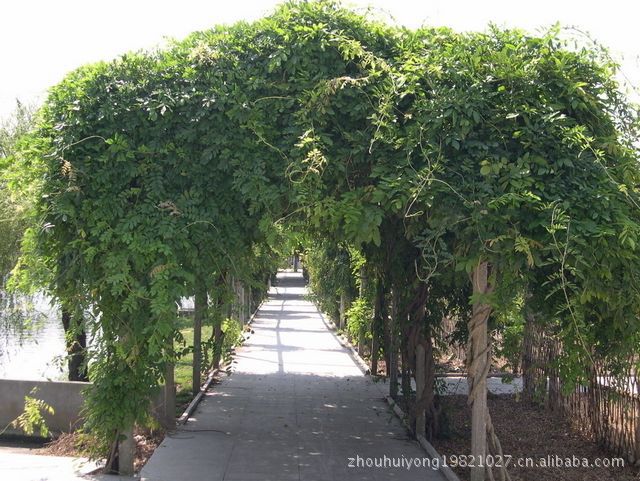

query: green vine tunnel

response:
[10,1,640,479]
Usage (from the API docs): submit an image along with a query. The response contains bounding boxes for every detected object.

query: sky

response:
[1,0,639,122]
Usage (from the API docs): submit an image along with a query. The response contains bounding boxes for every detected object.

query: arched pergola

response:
[13,2,640,480]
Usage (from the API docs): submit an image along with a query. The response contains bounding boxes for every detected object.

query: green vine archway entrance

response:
[10,2,640,480]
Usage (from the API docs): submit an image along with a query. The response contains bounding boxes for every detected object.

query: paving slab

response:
[141,271,447,481]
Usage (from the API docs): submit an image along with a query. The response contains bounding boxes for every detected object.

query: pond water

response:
[0,294,190,381]
[0,294,67,380]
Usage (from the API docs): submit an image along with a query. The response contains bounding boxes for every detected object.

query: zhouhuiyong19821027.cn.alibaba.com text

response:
[346,453,625,471]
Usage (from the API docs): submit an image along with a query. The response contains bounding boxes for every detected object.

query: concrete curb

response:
[315,306,460,481]
[384,396,460,481]
[316,310,370,375]
[176,298,266,425]
[177,360,233,425]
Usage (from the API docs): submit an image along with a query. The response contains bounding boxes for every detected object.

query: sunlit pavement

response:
[0,446,103,481]
[141,271,446,481]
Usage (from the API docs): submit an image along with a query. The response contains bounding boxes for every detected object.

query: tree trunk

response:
[193,285,207,396]
[160,312,177,429]
[213,320,224,368]
[382,283,393,383]
[370,277,385,375]
[468,261,491,481]
[415,344,426,438]
[359,266,368,298]
[370,336,379,375]
[339,291,346,331]
[230,276,238,320]
[61,308,88,382]
[239,282,247,324]
[163,357,176,429]
[423,337,439,440]
[213,294,230,369]
[357,266,368,356]
[401,347,411,400]
[388,288,399,399]
[522,310,537,403]
[467,262,511,481]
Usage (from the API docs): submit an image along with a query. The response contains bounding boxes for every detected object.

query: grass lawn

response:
[174,316,213,415]
[173,315,243,416]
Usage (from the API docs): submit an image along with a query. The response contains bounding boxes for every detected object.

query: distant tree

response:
[1,101,89,382]
[0,101,35,290]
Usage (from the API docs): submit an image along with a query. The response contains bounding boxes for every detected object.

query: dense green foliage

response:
[8,0,640,460]
[305,241,356,321]
[389,26,640,367]
[345,297,372,343]
[298,21,640,377]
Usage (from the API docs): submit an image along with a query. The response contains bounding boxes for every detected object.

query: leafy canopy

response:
[10,0,640,452]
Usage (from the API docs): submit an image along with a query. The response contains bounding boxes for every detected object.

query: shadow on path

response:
[141,271,446,481]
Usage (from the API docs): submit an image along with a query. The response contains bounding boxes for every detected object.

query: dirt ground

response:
[41,427,164,473]
[432,394,640,481]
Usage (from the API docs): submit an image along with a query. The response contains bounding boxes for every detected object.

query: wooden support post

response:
[358,330,365,356]
[522,311,536,403]
[118,425,135,476]
[239,282,246,324]
[339,291,346,330]
[469,261,490,481]
[163,361,176,429]
[416,344,426,438]
[159,314,176,429]
[236,280,241,321]
[389,338,398,398]
[244,284,250,323]
[359,266,368,297]
[243,283,248,324]
[389,288,399,399]
[193,286,206,396]
[370,278,384,376]
[370,335,379,375]
[635,400,640,464]
[230,276,238,320]
[238,282,244,324]
[358,266,367,354]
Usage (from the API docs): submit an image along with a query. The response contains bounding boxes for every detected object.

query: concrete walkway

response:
[141,271,446,481]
